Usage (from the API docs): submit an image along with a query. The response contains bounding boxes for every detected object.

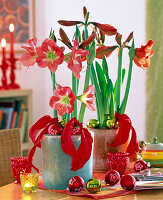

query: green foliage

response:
[87,41,96,65]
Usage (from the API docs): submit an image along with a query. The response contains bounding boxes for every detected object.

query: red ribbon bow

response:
[107,113,139,156]
[28,116,93,172]
[61,117,93,171]
[28,115,58,172]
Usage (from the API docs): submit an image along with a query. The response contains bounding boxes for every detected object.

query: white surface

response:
[1,0,146,171]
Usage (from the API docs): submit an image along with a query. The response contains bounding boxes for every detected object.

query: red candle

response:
[1,38,6,61]
[9,24,15,58]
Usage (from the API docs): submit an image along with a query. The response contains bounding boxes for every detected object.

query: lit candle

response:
[1,38,6,61]
[9,23,15,58]
[20,173,39,193]
[24,182,35,191]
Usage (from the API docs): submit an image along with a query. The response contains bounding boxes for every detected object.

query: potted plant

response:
[19,9,98,189]
[56,7,155,172]
[20,6,155,184]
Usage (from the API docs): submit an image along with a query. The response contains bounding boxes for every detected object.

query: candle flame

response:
[9,24,15,32]
[25,183,32,187]
[1,38,6,47]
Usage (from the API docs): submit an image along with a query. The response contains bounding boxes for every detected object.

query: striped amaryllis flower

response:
[20,38,38,67]
[49,86,76,116]
[36,38,65,73]
[77,85,95,111]
[133,40,155,69]
[68,40,89,79]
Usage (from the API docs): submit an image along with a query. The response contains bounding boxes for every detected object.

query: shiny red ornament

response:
[120,175,136,191]
[68,176,85,192]
[105,170,120,186]
[71,127,80,135]
[134,160,148,172]
[48,124,63,135]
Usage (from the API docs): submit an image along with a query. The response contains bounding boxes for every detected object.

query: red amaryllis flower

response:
[20,38,37,67]
[36,38,65,73]
[92,22,117,36]
[96,46,118,59]
[133,40,155,69]
[77,85,95,111]
[49,86,76,116]
[68,40,89,79]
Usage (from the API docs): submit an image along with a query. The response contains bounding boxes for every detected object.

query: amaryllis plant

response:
[20,9,98,126]
[57,7,154,129]
[20,6,154,131]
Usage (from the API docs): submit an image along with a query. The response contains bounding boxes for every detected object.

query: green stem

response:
[78,65,90,123]
[71,73,77,119]
[120,58,133,114]
[78,25,90,123]
[50,72,58,118]
[66,113,70,124]
[115,49,123,113]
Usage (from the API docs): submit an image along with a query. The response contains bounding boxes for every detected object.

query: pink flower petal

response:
[20,53,36,66]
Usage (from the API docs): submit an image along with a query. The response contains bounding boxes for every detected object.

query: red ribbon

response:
[107,113,139,156]
[28,116,93,173]
[28,115,58,173]
[61,117,93,171]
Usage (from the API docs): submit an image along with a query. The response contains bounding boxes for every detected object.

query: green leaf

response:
[102,56,109,76]
[75,25,81,42]
[104,79,114,118]
[109,89,114,119]
[115,49,123,113]
[113,68,125,104]
[95,61,107,101]
[122,68,126,83]
[129,39,135,59]
[120,58,133,114]
[87,41,96,65]
[90,63,104,126]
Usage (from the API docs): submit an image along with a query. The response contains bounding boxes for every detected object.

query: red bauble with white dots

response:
[68,176,85,192]
[105,170,120,186]
[48,124,63,135]
[134,160,148,172]
[71,127,80,135]
[120,174,136,191]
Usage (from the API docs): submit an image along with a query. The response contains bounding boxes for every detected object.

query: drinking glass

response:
[11,157,32,183]
[107,152,129,175]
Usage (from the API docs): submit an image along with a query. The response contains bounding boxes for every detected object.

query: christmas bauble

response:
[120,175,136,191]
[106,119,116,129]
[87,119,99,128]
[59,119,66,128]
[48,124,63,135]
[114,121,119,129]
[134,160,148,172]
[86,178,101,194]
[72,127,80,135]
[105,170,120,186]
[68,176,85,192]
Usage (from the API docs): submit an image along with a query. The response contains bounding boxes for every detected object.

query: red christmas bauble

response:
[105,170,120,186]
[68,176,85,192]
[71,127,80,135]
[134,160,148,172]
[120,175,136,191]
[48,124,63,135]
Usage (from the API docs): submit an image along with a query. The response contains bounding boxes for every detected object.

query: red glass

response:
[10,157,32,184]
[107,152,129,175]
